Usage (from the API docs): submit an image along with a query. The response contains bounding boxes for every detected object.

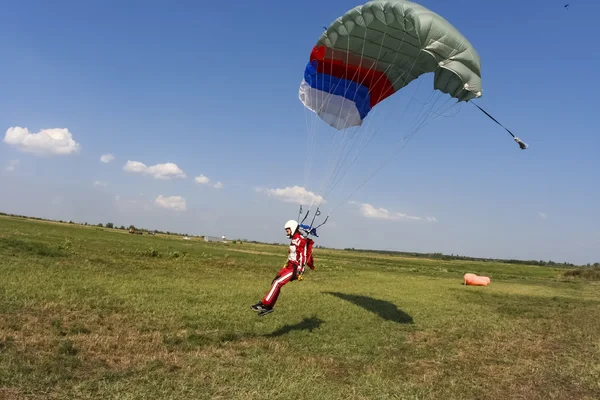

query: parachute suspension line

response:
[325,92,461,218]
[303,91,323,202]
[408,90,449,137]
[370,37,466,148]
[313,22,417,209]
[320,34,462,213]
[303,49,326,191]
[302,38,348,209]
[316,124,362,206]
[321,34,439,203]
[303,64,318,191]
[322,38,470,218]
[305,35,355,211]
[306,23,373,214]
[303,41,334,206]
[314,17,410,208]
[469,101,528,150]
[310,62,417,218]
[316,22,377,200]
[319,26,404,198]
[302,104,316,205]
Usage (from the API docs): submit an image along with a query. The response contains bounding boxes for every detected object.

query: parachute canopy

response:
[299,0,482,130]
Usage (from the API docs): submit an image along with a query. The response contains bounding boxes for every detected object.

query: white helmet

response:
[284,220,299,237]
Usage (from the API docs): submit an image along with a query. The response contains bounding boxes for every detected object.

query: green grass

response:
[1,215,599,399]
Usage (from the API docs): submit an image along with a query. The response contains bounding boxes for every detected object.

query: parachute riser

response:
[296,206,328,238]
[469,101,528,150]
[299,207,310,226]
[313,215,329,231]
[309,208,321,231]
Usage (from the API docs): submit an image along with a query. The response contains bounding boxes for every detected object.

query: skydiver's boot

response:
[251,302,266,312]
[257,306,274,317]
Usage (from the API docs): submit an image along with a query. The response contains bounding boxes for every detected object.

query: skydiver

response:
[250,219,314,317]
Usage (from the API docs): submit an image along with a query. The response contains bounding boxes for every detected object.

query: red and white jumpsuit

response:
[261,231,307,308]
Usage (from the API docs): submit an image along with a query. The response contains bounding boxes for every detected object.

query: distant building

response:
[204,235,226,242]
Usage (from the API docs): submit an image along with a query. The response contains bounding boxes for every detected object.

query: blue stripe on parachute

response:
[303,60,371,120]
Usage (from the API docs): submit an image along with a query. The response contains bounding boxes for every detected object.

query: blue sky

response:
[1,0,598,265]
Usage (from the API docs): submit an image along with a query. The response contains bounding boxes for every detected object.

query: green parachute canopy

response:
[299,0,482,130]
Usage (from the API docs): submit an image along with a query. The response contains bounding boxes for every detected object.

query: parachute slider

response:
[299,224,319,237]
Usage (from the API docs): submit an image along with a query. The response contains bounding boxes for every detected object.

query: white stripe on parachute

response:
[298,79,363,130]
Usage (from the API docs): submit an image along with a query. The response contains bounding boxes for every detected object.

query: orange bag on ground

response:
[464,273,490,286]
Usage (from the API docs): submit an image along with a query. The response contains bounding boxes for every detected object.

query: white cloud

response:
[256,185,325,206]
[93,180,108,187]
[351,201,437,222]
[114,193,186,213]
[100,153,114,163]
[123,160,147,173]
[155,195,186,212]
[4,126,81,155]
[146,163,186,179]
[123,160,186,180]
[195,174,210,185]
[5,159,19,172]
[195,174,223,189]
[538,212,548,220]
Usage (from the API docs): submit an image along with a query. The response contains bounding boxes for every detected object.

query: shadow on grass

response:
[265,316,323,337]
[324,292,413,324]
[209,317,324,344]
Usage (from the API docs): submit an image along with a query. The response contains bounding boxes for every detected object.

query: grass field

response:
[1,215,599,399]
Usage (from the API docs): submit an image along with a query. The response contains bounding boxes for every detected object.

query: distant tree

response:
[119,225,125,230]
[106,222,114,229]
[97,223,103,227]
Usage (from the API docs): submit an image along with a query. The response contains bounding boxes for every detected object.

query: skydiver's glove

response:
[297,265,306,281]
